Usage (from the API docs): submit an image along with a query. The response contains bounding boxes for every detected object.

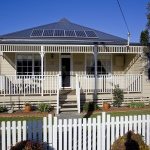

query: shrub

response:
[111,131,149,150]
[10,140,44,150]
[113,85,124,107]
[83,102,100,112]
[38,103,53,112]
[128,102,145,108]
[0,105,8,113]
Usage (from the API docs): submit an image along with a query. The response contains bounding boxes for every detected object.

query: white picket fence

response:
[0,112,150,150]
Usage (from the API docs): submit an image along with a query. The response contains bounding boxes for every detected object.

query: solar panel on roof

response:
[30,29,43,37]
[85,31,97,37]
[65,30,76,37]
[54,30,65,36]
[43,30,54,36]
[75,31,86,37]
[30,29,98,38]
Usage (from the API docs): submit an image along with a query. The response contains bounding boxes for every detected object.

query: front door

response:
[61,58,70,87]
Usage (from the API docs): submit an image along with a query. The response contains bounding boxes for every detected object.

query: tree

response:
[140,30,149,46]
[139,2,150,45]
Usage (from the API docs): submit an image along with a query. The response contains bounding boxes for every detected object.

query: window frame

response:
[16,53,44,76]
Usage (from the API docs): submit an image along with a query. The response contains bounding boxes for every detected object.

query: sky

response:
[0,0,149,42]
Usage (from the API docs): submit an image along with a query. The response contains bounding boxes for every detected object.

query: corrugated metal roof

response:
[0,18,127,44]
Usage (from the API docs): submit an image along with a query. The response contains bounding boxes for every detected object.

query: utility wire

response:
[116,0,130,34]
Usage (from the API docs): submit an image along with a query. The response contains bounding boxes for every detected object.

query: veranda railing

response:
[0,75,59,96]
[78,74,142,94]
[0,112,149,150]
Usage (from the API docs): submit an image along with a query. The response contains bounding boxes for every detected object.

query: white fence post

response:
[1,122,6,150]
[102,112,106,150]
[53,117,57,150]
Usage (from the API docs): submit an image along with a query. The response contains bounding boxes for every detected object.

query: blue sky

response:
[0,0,149,42]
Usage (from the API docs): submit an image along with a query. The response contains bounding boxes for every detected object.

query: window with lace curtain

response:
[86,54,111,75]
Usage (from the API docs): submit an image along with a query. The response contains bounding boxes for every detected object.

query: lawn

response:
[0,116,43,122]
[89,109,150,118]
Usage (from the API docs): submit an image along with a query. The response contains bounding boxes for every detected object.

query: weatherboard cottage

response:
[0,18,149,113]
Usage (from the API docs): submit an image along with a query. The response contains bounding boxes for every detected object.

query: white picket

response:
[63,119,68,150]
[116,117,119,139]
[133,115,138,133]
[124,116,128,133]
[147,115,150,145]
[92,118,96,150]
[73,119,77,150]
[12,121,17,146]
[1,122,6,150]
[129,116,132,130]
[101,112,106,150]
[83,118,87,150]
[53,117,57,150]
[78,118,82,150]
[88,118,91,150]
[43,117,47,143]
[58,119,62,150]
[106,114,110,150]
[6,121,11,150]
[17,121,22,142]
[120,116,124,136]
[111,117,115,145]
[138,115,141,134]
[68,119,72,150]
[142,115,146,141]
[97,115,101,150]
[48,114,53,148]
[22,121,26,141]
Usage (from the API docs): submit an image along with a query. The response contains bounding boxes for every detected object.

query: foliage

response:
[140,30,149,46]
[0,105,8,113]
[113,85,124,107]
[10,140,44,150]
[38,103,53,112]
[128,102,145,108]
[83,102,100,112]
[111,131,149,150]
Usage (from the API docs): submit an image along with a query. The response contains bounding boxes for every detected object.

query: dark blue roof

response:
[0,18,127,45]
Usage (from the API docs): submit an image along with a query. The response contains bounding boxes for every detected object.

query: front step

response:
[60,108,78,112]
[59,89,78,112]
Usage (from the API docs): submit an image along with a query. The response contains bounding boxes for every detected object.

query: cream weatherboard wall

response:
[1,53,16,75]
[45,53,59,75]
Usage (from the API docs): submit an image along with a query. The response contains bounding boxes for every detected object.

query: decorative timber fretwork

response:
[0,44,144,54]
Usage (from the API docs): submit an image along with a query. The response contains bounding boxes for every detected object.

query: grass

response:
[85,109,150,118]
[0,116,43,122]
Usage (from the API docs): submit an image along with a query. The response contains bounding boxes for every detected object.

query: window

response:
[16,54,42,76]
[86,54,111,75]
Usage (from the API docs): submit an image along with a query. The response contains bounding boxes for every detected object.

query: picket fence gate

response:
[0,112,150,150]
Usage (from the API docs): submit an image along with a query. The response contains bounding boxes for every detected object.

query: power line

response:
[116,0,130,45]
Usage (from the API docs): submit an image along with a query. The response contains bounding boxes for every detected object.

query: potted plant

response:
[103,102,110,111]
[24,103,32,112]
